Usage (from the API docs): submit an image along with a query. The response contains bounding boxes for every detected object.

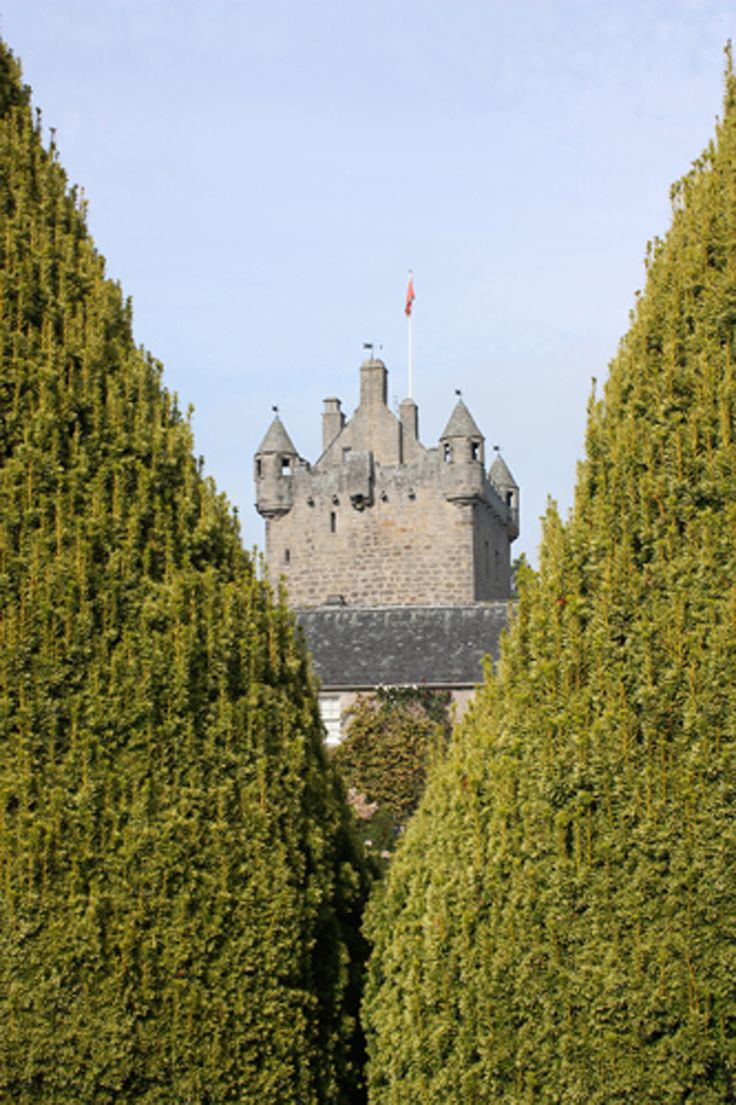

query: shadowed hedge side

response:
[0,42,367,1105]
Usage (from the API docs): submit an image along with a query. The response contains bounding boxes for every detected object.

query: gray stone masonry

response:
[255,356,519,609]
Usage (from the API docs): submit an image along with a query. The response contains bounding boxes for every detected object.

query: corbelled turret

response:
[439,397,486,502]
[489,451,520,539]
[254,414,299,519]
[440,397,485,464]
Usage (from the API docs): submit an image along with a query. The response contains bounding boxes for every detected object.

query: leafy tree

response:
[365,51,736,1105]
[332,688,451,862]
[0,41,367,1104]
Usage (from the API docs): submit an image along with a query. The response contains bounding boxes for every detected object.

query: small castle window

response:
[471,441,480,462]
[443,442,452,463]
[281,456,291,476]
[284,548,291,564]
[506,491,513,507]
[255,458,262,477]
[343,447,351,462]
[330,511,337,533]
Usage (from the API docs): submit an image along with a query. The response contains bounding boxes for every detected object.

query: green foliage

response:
[332,688,450,862]
[365,53,736,1105]
[510,552,528,599]
[0,40,367,1104]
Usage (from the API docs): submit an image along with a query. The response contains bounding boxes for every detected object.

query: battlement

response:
[255,356,519,608]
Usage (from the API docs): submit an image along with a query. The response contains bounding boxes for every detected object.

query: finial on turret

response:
[272,404,279,414]
[493,443,500,452]
[455,388,462,397]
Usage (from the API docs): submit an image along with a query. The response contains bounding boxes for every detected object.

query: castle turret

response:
[489,451,520,539]
[254,414,299,519]
[439,397,486,502]
[440,397,485,463]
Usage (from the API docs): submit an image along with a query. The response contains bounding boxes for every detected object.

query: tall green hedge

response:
[0,42,367,1104]
[365,53,736,1105]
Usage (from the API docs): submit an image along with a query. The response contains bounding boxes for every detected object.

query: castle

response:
[255,354,519,739]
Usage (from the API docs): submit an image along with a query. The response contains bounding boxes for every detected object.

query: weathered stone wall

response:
[472,487,513,599]
[268,460,477,607]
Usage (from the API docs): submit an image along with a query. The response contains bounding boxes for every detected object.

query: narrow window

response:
[284,548,291,564]
[281,456,291,476]
[330,511,337,533]
[443,442,452,463]
[255,457,262,477]
[320,695,343,745]
[506,491,513,507]
[471,441,480,461]
[343,447,351,462]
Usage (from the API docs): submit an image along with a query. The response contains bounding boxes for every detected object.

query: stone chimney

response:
[322,397,345,452]
[359,357,388,408]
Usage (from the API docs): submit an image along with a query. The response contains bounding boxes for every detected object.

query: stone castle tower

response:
[254,356,519,608]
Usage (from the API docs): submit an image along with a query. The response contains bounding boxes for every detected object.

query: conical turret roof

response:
[440,397,483,440]
[489,451,518,488]
[257,415,298,455]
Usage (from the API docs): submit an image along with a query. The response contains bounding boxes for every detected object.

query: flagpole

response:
[406,270,414,400]
[408,309,413,400]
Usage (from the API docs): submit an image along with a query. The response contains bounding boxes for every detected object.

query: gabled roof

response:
[296,603,510,689]
[489,452,518,489]
[440,397,483,440]
[257,415,297,455]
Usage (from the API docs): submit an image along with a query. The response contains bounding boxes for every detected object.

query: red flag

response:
[405,274,415,316]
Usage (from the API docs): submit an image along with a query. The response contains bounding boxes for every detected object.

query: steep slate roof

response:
[296,603,510,689]
[257,415,298,455]
[440,398,484,440]
[489,452,518,488]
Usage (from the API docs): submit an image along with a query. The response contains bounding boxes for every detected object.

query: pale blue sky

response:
[1,0,733,563]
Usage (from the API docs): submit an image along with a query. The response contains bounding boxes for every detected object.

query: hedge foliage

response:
[364,52,736,1105]
[0,41,368,1104]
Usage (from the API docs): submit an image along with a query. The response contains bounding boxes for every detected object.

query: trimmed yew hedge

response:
[0,41,367,1104]
[365,51,736,1105]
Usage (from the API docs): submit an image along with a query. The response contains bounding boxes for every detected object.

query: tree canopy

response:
[332,688,451,864]
[0,41,367,1104]
[364,52,736,1105]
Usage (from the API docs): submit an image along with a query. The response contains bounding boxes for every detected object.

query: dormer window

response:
[281,456,291,476]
